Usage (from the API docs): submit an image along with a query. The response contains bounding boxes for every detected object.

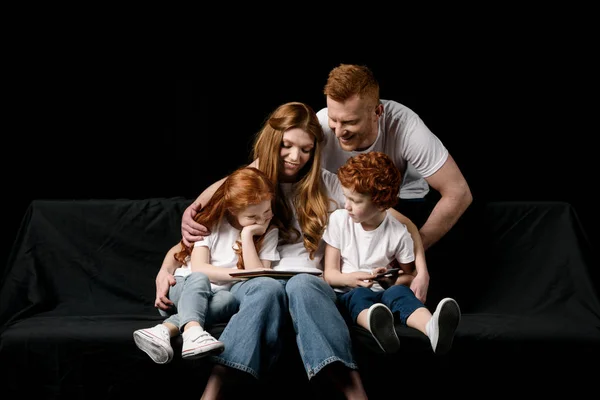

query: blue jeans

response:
[286,274,357,379]
[159,272,239,330]
[212,277,288,379]
[339,285,424,326]
[212,274,357,380]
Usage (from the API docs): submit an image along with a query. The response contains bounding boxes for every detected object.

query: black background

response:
[2,35,597,277]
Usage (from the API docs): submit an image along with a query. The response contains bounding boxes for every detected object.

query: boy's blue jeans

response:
[338,284,424,326]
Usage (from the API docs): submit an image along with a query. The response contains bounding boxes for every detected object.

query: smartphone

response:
[372,268,400,280]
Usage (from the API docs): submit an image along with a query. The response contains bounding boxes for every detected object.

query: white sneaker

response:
[181,326,224,360]
[426,298,461,355]
[366,303,400,353]
[133,324,174,364]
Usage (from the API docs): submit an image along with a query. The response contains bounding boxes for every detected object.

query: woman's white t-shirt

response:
[272,168,344,273]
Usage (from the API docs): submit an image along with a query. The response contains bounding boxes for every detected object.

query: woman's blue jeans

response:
[159,272,239,330]
[212,274,357,380]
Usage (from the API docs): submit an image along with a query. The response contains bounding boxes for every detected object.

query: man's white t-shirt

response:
[272,168,345,273]
[322,209,415,293]
[174,218,280,291]
[317,99,449,199]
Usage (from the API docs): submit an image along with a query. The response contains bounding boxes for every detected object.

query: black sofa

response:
[1,198,599,399]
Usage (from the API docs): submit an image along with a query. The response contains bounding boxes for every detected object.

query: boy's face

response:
[341,187,384,226]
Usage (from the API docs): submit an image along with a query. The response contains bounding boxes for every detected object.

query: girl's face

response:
[235,199,273,228]
[279,128,314,182]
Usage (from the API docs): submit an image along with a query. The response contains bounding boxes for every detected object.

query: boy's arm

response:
[323,244,346,287]
[323,244,374,288]
[388,208,429,303]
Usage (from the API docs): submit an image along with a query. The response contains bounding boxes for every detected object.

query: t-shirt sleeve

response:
[258,227,280,261]
[320,168,345,211]
[395,223,415,264]
[322,209,343,249]
[194,232,214,249]
[401,112,448,178]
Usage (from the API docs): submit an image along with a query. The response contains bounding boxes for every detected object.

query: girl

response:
[133,166,279,364]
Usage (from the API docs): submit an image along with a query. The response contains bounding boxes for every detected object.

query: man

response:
[317,63,472,251]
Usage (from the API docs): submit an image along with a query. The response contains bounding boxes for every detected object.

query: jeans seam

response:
[211,356,259,380]
[306,356,358,379]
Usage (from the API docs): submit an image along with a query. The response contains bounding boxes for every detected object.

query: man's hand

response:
[154,269,176,311]
[181,202,210,246]
[410,270,429,303]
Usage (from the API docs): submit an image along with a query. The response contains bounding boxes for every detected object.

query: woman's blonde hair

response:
[252,102,330,259]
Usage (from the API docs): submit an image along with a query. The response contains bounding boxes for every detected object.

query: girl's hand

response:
[241,217,272,237]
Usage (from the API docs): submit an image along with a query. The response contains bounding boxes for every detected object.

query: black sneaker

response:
[366,303,400,353]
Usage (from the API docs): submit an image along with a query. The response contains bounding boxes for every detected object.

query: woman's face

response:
[279,128,314,182]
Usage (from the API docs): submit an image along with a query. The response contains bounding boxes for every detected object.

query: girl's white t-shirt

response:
[174,218,280,291]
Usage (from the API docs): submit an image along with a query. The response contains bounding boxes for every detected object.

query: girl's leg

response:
[175,272,211,330]
[205,290,239,326]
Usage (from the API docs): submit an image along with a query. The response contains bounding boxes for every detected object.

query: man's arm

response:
[422,154,472,251]
[181,177,227,246]
[182,160,258,246]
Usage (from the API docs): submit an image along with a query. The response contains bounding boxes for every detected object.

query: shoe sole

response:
[182,342,225,360]
[133,330,173,364]
[435,298,461,355]
[367,304,400,353]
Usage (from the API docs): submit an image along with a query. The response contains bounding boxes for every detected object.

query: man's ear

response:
[375,103,384,118]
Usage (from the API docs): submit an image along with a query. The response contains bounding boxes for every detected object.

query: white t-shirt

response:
[322,209,415,293]
[317,99,449,199]
[174,218,280,291]
[272,168,345,273]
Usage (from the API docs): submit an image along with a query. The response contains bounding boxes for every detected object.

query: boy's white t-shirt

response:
[272,168,345,273]
[322,208,415,293]
[317,99,449,199]
[174,218,280,291]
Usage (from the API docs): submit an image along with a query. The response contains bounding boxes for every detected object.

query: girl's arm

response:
[240,222,273,270]
[190,246,238,282]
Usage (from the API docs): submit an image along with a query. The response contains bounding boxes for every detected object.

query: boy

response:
[323,152,461,355]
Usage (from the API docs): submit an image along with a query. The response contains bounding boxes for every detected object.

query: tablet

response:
[229,269,322,279]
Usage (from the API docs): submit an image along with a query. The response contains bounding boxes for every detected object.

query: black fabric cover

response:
[1,199,599,399]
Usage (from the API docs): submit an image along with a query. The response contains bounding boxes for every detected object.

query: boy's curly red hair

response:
[337,152,402,210]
